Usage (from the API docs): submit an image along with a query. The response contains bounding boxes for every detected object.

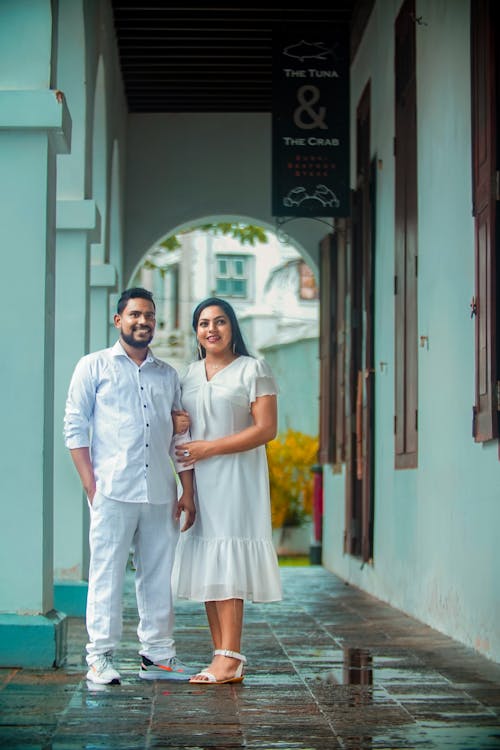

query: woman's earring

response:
[232,342,236,354]
[197,343,203,359]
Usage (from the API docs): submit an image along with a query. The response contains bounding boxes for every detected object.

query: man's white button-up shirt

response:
[64,340,186,504]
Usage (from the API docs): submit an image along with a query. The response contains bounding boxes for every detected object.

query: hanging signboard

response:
[272,25,350,218]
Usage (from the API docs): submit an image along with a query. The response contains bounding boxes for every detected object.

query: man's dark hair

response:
[117,287,155,315]
[192,296,251,358]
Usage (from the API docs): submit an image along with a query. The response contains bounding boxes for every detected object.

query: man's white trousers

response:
[86,493,179,665]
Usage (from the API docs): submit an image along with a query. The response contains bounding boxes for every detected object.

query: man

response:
[64,287,196,685]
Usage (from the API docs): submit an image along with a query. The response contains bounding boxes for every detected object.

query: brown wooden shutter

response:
[319,234,335,463]
[334,221,347,466]
[394,0,418,468]
[344,190,362,554]
[319,230,347,467]
[471,0,498,442]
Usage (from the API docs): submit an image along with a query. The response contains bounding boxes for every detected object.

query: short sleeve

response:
[249,358,278,404]
[179,361,194,386]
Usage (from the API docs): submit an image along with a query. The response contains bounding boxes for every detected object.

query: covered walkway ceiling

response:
[110,2,358,113]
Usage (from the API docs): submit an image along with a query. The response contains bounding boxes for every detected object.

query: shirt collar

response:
[111,339,156,365]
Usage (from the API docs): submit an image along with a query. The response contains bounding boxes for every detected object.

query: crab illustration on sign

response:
[283,184,340,209]
[283,41,332,62]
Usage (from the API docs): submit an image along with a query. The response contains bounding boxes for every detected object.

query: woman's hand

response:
[174,395,277,466]
[172,409,190,435]
[175,440,211,466]
[175,492,196,532]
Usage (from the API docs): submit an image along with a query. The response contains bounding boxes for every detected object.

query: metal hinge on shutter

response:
[497,381,500,410]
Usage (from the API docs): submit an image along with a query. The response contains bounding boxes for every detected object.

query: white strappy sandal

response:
[189,649,247,684]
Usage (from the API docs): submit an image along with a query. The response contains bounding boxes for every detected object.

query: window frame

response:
[215,253,251,299]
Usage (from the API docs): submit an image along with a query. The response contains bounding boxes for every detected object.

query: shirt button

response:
[145,464,149,468]
[146,444,149,447]
[143,404,147,408]
[141,386,144,390]
[146,423,149,427]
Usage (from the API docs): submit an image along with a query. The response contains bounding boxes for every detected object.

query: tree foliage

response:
[266,430,319,529]
[159,222,268,251]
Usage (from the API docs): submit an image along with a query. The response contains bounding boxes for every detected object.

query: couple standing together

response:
[63,287,282,686]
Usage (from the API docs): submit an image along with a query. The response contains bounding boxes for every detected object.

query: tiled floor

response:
[1,565,500,749]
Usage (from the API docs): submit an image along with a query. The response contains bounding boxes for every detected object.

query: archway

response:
[127,214,320,441]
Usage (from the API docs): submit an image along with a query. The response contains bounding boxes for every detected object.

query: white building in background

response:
[133,228,319,373]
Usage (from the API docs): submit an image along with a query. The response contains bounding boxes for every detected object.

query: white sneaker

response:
[86,653,121,685]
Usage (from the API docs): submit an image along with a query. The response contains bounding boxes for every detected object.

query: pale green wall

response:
[1,0,498,667]
[0,0,127,630]
[262,338,319,438]
[0,1,70,663]
[322,0,500,662]
[0,0,53,89]
[124,114,325,283]
[52,0,127,587]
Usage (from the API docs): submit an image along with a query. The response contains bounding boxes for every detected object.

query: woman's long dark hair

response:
[192,297,252,359]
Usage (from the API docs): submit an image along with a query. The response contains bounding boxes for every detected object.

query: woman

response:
[172,297,282,684]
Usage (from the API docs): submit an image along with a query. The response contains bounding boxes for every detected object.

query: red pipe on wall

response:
[312,464,323,543]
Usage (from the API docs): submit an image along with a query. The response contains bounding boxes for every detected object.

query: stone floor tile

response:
[1,566,500,749]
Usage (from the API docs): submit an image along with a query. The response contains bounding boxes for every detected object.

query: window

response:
[298,261,319,300]
[215,255,249,298]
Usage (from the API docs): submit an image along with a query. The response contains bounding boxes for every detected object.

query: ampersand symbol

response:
[293,85,328,130]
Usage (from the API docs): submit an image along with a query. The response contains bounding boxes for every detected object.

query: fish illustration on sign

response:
[283,41,331,62]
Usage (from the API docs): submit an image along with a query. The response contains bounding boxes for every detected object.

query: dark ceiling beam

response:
[111,1,357,113]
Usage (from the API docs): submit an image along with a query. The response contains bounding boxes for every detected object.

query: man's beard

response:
[121,329,153,349]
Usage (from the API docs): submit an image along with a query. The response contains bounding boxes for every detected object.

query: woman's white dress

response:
[172,356,282,603]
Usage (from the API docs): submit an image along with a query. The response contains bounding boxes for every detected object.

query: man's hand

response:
[70,447,96,504]
[86,485,97,503]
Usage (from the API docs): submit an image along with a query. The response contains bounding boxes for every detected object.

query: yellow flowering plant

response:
[266,430,319,529]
